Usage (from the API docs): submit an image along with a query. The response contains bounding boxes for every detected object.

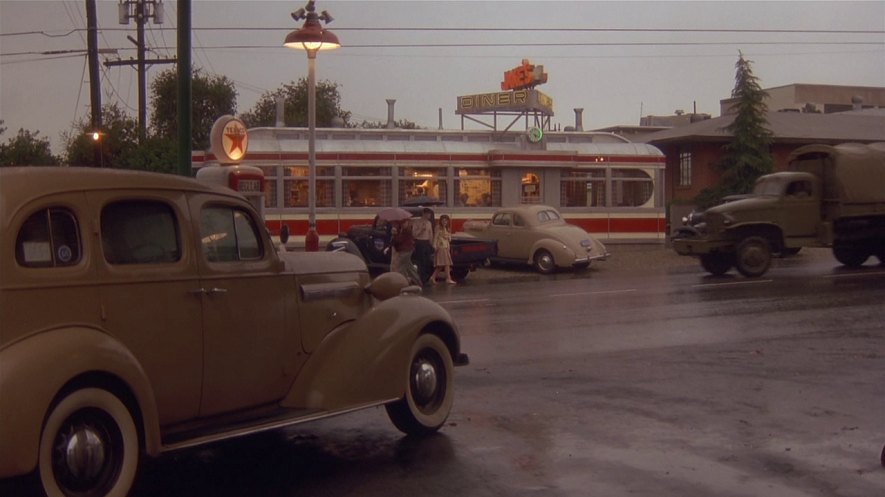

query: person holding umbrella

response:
[390,218,421,286]
[411,207,435,285]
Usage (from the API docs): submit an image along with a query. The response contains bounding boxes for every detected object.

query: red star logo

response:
[225,129,246,156]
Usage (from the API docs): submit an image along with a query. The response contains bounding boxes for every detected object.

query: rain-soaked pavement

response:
[5,246,884,496]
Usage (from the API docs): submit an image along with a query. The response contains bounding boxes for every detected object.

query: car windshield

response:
[753,178,784,196]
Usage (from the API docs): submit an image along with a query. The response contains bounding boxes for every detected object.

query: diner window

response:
[200,206,263,262]
[16,207,81,268]
[283,166,335,208]
[560,169,606,207]
[398,167,447,205]
[454,168,501,207]
[679,151,692,187]
[520,172,542,204]
[342,166,392,207]
[257,165,278,208]
[611,169,654,207]
[101,201,181,264]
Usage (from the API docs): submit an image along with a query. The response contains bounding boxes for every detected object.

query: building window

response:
[398,167,447,205]
[283,166,335,208]
[454,168,501,207]
[611,169,654,207]
[679,151,692,187]
[560,169,606,207]
[342,166,392,207]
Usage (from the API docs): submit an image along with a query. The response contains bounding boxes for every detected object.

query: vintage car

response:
[327,207,497,282]
[463,204,610,274]
[0,167,468,497]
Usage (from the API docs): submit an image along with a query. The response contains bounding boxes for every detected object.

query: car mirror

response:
[280,225,290,245]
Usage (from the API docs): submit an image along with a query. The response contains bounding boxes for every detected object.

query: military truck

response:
[672,142,885,277]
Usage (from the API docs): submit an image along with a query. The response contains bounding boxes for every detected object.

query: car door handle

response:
[189,287,228,295]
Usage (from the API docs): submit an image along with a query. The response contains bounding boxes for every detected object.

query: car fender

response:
[529,238,576,268]
[281,295,459,411]
[0,327,160,478]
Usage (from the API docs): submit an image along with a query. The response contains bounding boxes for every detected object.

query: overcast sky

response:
[2,0,884,154]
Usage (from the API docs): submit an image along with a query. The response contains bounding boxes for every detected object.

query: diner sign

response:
[456,88,554,115]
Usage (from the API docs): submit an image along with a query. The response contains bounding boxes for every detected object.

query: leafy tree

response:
[150,67,238,150]
[126,135,179,174]
[0,125,59,166]
[241,78,351,128]
[65,103,139,168]
[353,118,420,129]
[696,52,774,208]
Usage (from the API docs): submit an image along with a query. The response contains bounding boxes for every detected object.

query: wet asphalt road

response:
[5,246,884,496]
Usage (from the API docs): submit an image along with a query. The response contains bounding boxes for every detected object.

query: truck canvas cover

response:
[788,142,885,204]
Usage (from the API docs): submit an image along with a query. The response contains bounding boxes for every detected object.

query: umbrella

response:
[377,207,414,222]
[401,195,445,207]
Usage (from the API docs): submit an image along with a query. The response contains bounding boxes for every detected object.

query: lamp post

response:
[284,0,340,251]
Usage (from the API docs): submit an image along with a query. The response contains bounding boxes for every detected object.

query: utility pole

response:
[177,0,192,176]
[107,0,173,143]
[86,0,102,165]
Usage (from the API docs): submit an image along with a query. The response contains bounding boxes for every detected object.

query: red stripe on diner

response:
[213,152,661,164]
[267,216,665,237]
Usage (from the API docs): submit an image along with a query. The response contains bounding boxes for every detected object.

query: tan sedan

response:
[464,204,609,273]
[0,167,467,497]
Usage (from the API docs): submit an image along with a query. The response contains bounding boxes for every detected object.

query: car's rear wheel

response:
[833,243,869,267]
[700,253,733,276]
[735,236,772,277]
[38,388,139,497]
[386,334,454,436]
[533,249,556,274]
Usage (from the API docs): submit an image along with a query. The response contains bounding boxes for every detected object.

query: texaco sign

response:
[209,115,248,164]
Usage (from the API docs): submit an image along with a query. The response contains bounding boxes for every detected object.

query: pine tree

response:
[696,52,774,208]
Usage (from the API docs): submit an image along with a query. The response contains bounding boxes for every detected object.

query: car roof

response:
[0,167,241,218]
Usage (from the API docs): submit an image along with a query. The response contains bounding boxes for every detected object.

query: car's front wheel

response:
[451,267,470,282]
[38,388,139,497]
[700,252,733,276]
[735,236,772,277]
[386,333,454,436]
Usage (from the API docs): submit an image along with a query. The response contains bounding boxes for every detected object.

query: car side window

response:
[15,208,81,268]
[786,181,812,198]
[513,214,525,227]
[101,201,181,264]
[200,206,263,262]
[492,213,512,226]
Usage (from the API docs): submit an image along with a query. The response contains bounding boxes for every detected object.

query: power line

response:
[3,26,884,36]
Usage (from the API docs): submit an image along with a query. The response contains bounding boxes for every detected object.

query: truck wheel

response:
[38,388,139,497]
[735,236,772,277]
[533,249,556,274]
[451,267,469,282]
[386,334,454,436]
[780,247,802,257]
[833,243,869,267]
[700,253,733,276]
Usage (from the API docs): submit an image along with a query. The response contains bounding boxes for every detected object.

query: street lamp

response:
[284,0,340,252]
[90,131,105,168]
